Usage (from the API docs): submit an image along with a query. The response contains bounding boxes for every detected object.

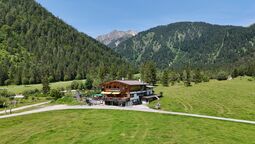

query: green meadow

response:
[0,110,255,144]
[0,80,85,94]
[150,77,255,121]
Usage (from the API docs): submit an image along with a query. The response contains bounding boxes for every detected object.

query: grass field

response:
[0,110,255,144]
[150,77,255,121]
[0,80,85,94]
[0,97,48,111]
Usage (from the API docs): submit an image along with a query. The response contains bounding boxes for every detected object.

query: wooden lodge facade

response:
[100,80,156,106]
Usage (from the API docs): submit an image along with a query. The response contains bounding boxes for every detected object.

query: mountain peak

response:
[96,30,138,46]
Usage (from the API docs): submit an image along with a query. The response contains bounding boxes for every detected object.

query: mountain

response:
[96,30,137,47]
[0,0,130,85]
[114,22,255,70]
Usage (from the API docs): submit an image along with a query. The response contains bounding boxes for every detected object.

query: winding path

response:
[0,104,255,125]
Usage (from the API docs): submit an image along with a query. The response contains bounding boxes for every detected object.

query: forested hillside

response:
[0,0,131,86]
[114,22,255,71]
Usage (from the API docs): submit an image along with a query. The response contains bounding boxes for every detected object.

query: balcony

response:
[104,97,130,102]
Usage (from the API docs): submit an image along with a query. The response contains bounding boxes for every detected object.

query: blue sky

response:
[36,0,255,38]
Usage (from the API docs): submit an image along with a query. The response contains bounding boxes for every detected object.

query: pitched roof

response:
[101,80,148,86]
[114,80,148,86]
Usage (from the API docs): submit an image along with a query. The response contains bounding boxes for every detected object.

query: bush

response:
[78,83,85,90]
[85,78,93,90]
[0,90,14,97]
[71,81,80,90]
[54,96,80,105]
[48,76,54,83]
[0,96,8,107]
[216,71,228,81]
[247,78,253,81]
[202,75,210,82]
[22,89,40,96]
[50,89,64,100]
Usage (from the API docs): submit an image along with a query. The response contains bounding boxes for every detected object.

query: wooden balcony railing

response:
[104,97,130,102]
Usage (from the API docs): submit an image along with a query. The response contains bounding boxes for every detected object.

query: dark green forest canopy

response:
[0,0,130,85]
[114,22,255,71]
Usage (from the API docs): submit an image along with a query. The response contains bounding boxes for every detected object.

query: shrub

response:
[247,78,253,81]
[48,76,54,83]
[78,83,85,90]
[216,71,228,81]
[0,96,8,107]
[85,78,93,90]
[71,81,80,90]
[55,96,80,105]
[50,89,64,100]
[202,75,210,82]
[0,90,14,97]
[22,89,40,96]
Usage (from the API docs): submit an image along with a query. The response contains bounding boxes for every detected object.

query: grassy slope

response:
[0,110,255,144]
[150,77,255,121]
[0,80,85,94]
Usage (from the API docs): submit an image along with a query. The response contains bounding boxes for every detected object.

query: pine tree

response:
[85,78,93,90]
[42,76,50,94]
[232,68,239,78]
[141,61,157,85]
[183,69,191,87]
[193,69,203,84]
[161,70,169,86]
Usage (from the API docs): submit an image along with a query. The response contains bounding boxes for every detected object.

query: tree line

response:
[140,61,255,87]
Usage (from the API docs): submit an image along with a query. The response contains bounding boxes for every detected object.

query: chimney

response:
[139,79,141,82]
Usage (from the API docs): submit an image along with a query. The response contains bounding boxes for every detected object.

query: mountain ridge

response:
[113,22,255,70]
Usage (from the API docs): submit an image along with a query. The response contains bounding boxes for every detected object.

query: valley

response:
[0,0,255,143]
